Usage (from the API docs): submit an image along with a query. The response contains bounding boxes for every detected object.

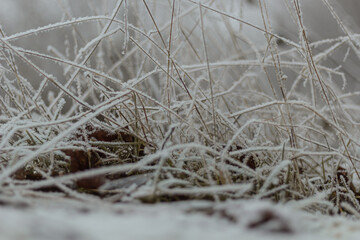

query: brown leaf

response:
[63,124,144,190]
[248,209,293,234]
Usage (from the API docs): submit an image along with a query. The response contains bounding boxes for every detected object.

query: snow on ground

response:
[0,199,360,240]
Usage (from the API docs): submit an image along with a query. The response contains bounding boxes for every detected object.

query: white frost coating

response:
[2,1,360,238]
[352,172,360,193]
[259,160,291,194]
[77,27,122,57]
[3,16,111,41]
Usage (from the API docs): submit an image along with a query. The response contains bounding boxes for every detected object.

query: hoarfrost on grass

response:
[1,1,360,239]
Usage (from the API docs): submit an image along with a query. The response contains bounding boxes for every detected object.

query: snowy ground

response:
[0,199,359,240]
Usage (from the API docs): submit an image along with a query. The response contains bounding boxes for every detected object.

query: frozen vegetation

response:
[1,0,360,239]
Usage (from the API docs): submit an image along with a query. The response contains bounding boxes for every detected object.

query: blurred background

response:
[1,0,360,108]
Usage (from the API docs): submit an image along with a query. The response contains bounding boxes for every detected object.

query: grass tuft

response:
[1,0,360,216]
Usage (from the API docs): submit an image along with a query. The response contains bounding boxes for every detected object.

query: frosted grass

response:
[1,0,360,218]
